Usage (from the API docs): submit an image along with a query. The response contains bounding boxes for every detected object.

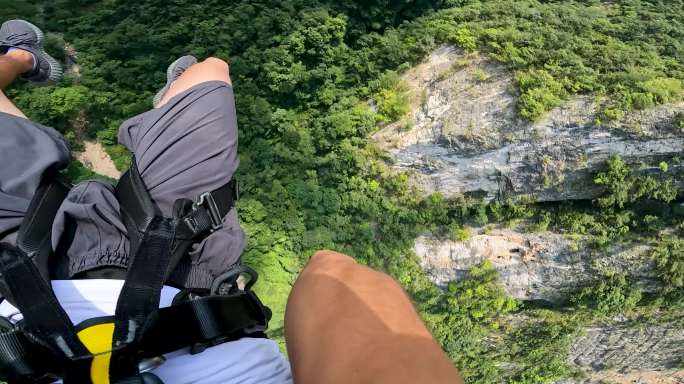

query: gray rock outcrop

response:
[400,45,684,383]
[373,45,684,202]
[416,231,684,383]
[564,317,684,384]
[414,229,657,303]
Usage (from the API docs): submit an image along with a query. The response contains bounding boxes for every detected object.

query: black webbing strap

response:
[0,177,94,382]
[0,329,58,383]
[0,179,70,301]
[115,160,158,258]
[113,373,164,384]
[16,179,70,262]
[0,244,91,381]
[110,216,176,380]
[0,175,90,368]
[0,288,271,382]
[109,158,240,380]
[115,157,239,287]
[139,292,270,357]
[116,158,238,255]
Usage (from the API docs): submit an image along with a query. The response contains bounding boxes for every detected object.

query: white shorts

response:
[0,280,293,384]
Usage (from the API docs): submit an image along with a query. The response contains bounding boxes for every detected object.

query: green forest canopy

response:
[3,1,684,382]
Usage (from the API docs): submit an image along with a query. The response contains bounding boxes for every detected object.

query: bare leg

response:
[156,57,231,107]
[0,50,33,118]
[285,251,464,384]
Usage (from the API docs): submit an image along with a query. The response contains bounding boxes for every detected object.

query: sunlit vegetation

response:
[3,0,683,382]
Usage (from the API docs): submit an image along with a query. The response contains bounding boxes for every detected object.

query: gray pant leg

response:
[0,112,70,244]
[118,80,246,287]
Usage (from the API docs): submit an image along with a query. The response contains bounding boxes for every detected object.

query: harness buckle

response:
[233,180,240,201]
[139,356,166,373]
[193,192,223,232]
[210,265,259,295]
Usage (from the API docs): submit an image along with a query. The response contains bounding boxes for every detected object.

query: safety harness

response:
[0,162,271,383]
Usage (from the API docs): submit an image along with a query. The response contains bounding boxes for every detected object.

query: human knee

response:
[179,57,230,85]
[201,57,229,73]
[306,250,357,273]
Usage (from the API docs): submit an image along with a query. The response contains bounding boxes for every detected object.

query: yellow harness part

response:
[77,322,115,384]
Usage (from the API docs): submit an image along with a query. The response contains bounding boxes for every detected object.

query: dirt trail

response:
[75,141,121,179]
[62,41,121,180]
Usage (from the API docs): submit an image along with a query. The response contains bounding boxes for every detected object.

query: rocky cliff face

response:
[416,229,684,383]
[396,46,684,382]
[373,45,684,202]
[564,318,684,384]
[415,229,657,303]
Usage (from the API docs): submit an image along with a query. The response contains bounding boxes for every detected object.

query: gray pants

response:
[0,81,245,288]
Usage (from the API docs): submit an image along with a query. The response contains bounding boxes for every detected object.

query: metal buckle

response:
[194,192,223,232]
[210,265,258,295]
[139,356,166,373]
[233,180,240,201]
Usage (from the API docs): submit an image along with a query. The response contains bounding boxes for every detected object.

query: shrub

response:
[451,26,478,52]
[506,320,577,384]
[571,274,642,316]
[449,225,472,241]
[652,237,684,289]
[374,88,411,123]
[473,68,490,82]
[445,261,518,322]
[600,107,625,122]
[676,113,684,131]
[594,156,678,209]
[659,162,669,173]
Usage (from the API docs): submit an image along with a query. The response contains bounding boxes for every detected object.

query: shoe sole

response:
[152,55,197,107]
[23,20,63,84]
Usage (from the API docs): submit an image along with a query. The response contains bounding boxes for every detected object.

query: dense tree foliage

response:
[3,0,683,382]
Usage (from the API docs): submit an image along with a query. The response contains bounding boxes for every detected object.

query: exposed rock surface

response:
[417,230,684,383]
[400,45,684,383]
[373,45,684,202]
[571,370,684,384]
[564,318,684,384]
[415,229,657,303]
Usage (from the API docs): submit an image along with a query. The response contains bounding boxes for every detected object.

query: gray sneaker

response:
[153,55,198,107]
[0,20,63,85]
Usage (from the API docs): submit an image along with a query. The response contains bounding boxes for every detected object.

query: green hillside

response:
[2,1,683,382]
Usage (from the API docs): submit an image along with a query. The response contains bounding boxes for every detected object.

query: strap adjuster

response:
[233,179,240,201]
[193,192,223,232]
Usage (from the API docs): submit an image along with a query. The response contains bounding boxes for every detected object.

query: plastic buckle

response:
[194,192,223,232]
[244,290,272,331]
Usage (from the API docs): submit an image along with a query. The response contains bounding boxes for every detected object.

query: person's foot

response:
[153,55,198,107]
[0,20,63,85]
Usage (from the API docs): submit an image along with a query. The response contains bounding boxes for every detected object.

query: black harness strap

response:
[0,177,96,382]
[0,159,254,383]
[140,292,270,357]
[0,329,58,383]
[0,244,92,382]
[0,177,91,369]
[115,158,239,288]
[0,286,271,382]
[115,160,158,259]
[174,179,239,241]
[0,245,78,348]
[110,216,176,381]
[110,159,240,380]
[0,179,70,300]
